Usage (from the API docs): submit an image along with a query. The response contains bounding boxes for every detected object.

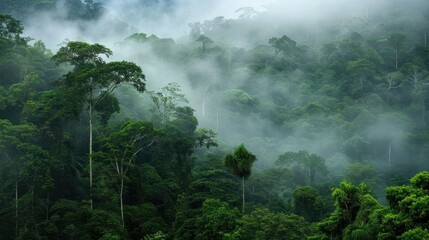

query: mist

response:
[21,0,429,176]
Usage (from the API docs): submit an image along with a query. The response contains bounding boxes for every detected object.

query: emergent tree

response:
[52,41,146,208]
[223,144,256,214]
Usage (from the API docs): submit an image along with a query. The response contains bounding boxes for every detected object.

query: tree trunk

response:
[395,49,398,70]
[242,176,245,214]
[120,175,124,229]
[216,105,219,133]
[89,101,93,209]
[310,170,315,184]
[388,142,392,165]
[15,179,18,239]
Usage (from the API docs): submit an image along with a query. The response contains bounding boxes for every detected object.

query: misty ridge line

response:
[2,1,429,238]
[17,0,429,173]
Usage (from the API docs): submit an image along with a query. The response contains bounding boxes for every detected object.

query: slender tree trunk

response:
[228,55,232,74]
[388,142,392,165]
[395,49,398,70]
[355,144,358,162]
[89,101,93,209]
[216,104,219,133]
[310,170,315,184]
[15,179,18,239]
[242,176,245,214]
[120,174,124,229]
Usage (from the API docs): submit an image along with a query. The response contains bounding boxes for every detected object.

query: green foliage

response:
[0,14,26,44]
[380,172,429,238]
[191,154,239,206]
[195,128,218,148]
[148,82,188,126]
[315,181,378,240]
[293,186,324,222]
[143,231,167,240]
[223,144,256,179]
[226,208,310,240]
[399,228,429,240]
[196,35,214,53]
[343,163,376,186]
[2,3,429,239]
[410,171,429,190]
[195,198,239,240]
[277,150,328,184]
[221,89,257,114]
[224,144,256,213]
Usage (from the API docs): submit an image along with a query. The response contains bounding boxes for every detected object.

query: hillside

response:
[0,0,429,239]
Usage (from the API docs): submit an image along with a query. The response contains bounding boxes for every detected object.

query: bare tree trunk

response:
[355,144,358,162]
[388,142,392,165]
[216,105,219,133]
[242,176,245,214]
[46,192,49,221]
[120,175,124,229]
[89,101,93,210]
[395,49,398,70]
[15,179,18,239]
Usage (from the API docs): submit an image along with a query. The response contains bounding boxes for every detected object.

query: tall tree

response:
[276,150,328,184]
[0,14,28,45]
[0,120,40,239]
[223,144,256,214]
[147,82,188,127]
[52,41,146,208]
[387,33,406,70]
[98,121,155,228]
[196,35,213,54]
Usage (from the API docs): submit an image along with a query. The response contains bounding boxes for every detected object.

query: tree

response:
[53,41,146,208]
[276,150,328,184]
[196,35,213,54]
[223,144,256,214]
[269,35,297,56]
[225,208,310,240]
[0,14,29,45]
[387,33,406,70]
[380,171,429,238]
[0,120,37,239]
[313,181,378,240]
[147,82,188,127]
[195,198,239,240]
[343,163,376,186]
[221,89,257,114]
[195,128,218,149]
[98,121,155,228]
[293,186,324,222]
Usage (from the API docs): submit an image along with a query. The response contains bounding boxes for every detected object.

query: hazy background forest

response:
[1,0,429,239]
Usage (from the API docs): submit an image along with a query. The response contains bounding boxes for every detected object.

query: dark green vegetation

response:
[1,0,429,239]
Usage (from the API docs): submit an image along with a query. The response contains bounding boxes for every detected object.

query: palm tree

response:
[196,35,213,54]
[223,144,256,214]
